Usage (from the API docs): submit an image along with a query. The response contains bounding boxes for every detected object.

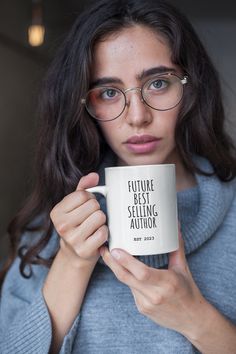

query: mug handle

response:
[86,186,108,197]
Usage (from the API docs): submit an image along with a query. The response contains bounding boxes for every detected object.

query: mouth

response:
[124,135,162,154]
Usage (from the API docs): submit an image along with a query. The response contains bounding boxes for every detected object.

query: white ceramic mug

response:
[87,164,178,255]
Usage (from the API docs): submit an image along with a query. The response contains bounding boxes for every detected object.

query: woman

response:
[1,0,236,353]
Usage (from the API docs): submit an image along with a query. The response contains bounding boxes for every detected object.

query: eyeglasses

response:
[81,72,188,121]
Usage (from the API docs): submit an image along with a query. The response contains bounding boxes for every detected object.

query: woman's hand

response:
[50,172,108,269]
[100,231,209,339]
[45,173,108,353]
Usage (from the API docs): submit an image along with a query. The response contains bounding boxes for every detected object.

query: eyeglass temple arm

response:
[181,76,188,85]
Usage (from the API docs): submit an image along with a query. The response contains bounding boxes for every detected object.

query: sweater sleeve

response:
[0,254,80,354]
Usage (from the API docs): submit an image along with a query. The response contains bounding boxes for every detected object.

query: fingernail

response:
[111,249,121,260]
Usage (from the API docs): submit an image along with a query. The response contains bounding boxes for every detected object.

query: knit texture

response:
[0,156,236,353]
[0,261,52,354]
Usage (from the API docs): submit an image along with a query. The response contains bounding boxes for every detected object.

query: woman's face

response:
[92,25,183,166]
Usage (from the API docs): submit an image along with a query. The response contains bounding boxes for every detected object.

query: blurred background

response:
[0,0,236,264]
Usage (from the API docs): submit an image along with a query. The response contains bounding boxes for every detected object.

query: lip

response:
[124,135,162,154]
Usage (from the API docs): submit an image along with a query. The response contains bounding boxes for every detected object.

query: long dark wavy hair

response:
[1,0,236,285]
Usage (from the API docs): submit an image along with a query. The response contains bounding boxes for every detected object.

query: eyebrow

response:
[90,66,176,87]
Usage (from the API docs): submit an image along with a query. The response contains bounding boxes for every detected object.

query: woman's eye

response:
[101,89,119,99]
[150,79,168,90]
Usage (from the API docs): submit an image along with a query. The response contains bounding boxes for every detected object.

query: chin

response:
[119,154,169,166]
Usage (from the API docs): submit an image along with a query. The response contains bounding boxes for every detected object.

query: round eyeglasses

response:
[81,72,188,122]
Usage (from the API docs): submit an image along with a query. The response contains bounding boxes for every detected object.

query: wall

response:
[194,19,236,138]
[0,42,44,262]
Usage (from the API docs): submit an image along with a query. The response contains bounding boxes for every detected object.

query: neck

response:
[116,151,197,192]
[169,153,197,192]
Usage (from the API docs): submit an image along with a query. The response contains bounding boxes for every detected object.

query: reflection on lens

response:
[86,87,126,121]
[142,75,183,111]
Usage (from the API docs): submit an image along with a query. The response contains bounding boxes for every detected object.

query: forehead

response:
[92,25,177,82]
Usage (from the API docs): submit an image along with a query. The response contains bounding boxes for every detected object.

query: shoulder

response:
[193,155,236,197]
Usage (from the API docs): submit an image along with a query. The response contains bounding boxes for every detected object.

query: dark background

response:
[0,0,236,263]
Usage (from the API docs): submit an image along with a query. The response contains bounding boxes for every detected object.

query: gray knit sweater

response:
[1,156,236,354]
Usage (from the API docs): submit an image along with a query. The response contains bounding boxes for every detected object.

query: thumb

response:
[168,230,187,271]
[76,172,99,191]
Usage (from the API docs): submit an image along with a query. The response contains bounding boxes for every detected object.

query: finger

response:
[109,248,167,283]
[168,230,188,272]
[76,225,109,258]
[76,172,99,191]
[101,248,170,304]
[51,191,97,230]
[101,247,163,293]
[67,209,106,244]
[101,247,144,289]
[57,190,96,214]
[65,198,100,226]
[131,287,154,312]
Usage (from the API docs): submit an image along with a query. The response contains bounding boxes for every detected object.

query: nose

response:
[124,88,152,127]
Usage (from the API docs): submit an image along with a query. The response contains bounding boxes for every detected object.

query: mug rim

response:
[105,163,175,171]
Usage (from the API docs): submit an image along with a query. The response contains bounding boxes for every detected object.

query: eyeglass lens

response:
[85,74,185,121]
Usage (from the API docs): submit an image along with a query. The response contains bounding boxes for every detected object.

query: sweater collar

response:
[179,156,235,255]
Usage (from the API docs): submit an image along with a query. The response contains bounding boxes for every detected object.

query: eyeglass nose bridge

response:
[123,87,144,106]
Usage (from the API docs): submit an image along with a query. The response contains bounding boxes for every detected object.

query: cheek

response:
[153,114,178,137]
[162,109,179,135]
[98,123,119,146]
